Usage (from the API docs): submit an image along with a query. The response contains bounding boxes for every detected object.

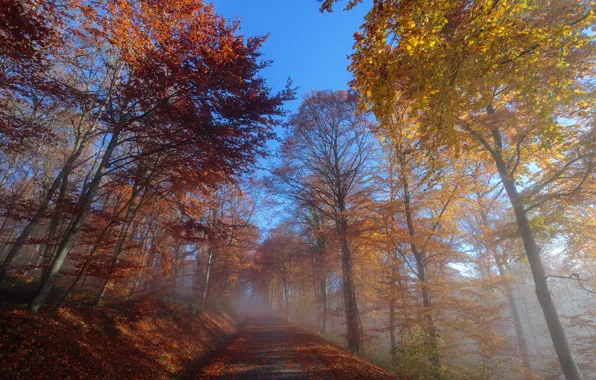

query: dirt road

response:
[194,318,398,379]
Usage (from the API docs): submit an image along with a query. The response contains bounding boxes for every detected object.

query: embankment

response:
[0,298,238,379]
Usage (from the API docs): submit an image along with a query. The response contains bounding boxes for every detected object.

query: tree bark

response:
[388,255,401,368]
[478,204,532,373]
[94,186,144,306]
[0,132,86,281]
[487,126,582,380]
[401,164,441,378]
[0,171,65,280]
[29,130,121,313]
[282,259,290,318]
[319,278,328,333]
[338,216,362,355]
[39,171,70,282]
[494,253,532,373]
[389,283,398,367]
[200,247,214,313]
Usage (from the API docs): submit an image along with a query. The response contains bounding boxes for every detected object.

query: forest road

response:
[193,318,398,379]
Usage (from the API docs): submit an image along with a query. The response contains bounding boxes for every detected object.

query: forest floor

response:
[0,284,396,380]
[192,318,398,380]
[0,295,238,379]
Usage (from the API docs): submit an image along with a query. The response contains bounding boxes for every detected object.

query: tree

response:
[374,106,463,377]
[327,0,595,378]
[267,90,373,354]
[460,161,533,373]
[256,225,302,318]
[299,202,331,333]
[0,0,65,151]
[15,0,292,313]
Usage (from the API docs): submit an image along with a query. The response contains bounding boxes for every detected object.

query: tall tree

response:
[25,0,291,313]
[267,90,372,354]
[327,0,595,378]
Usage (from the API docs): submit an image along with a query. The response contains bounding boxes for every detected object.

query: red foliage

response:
[0,297,238,379]
[199,319,399,379]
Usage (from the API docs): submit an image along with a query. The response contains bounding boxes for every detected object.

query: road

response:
[194,318,398,379]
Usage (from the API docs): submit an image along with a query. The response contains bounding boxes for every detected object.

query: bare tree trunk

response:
[0,134,86,281]
[200,247,214,313]
[128,227,152,300]
[338,217,362,355]
[416,259,441,377]
[221,251,229,302]
[29,130,121,314]
[478,203,533,373]
[94,185,144,306]
[39,171,70,282]
[23,244,43,277]
[494,253,532,372]
[264,280,271,312]
[0,172,64,280]
[516,283,540,347]
[320,278,327,333]
[282,261,290,318]
[389,291,397,368]
[388,258,399,368]
[401,167,441,378]
[487,126,582,380]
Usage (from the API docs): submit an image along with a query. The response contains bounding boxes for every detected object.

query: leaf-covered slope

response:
[0,298,237,379]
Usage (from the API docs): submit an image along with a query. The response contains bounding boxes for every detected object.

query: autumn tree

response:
[23,0,294,314]
[458,160,534,374]
[324,0,595,378]
[197,185,258,312]
[0,0,66,151]
[299,202,332,332]
[267,90,372,354]
[0,0,292,316]
[374,105,463,377]
[255,225,303,318]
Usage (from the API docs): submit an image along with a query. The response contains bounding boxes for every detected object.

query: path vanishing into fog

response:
[189,318,398,379]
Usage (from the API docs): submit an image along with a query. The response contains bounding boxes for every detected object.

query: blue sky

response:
[210,0,371,112]
[209,1,372,232]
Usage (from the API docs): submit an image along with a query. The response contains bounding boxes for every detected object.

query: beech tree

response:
[0,0,292,314]
[0,0,66,151]
[374,105,464,377]
[324,0,595,378]
[267,90,372,354]
[2,1,595,378]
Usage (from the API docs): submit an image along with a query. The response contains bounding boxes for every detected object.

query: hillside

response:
[0,298,237,379]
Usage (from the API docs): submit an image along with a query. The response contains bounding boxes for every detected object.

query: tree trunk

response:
[221,251,229,302]
[401,166,441,378]
[171,244,182,296]
[23,244,43,277]
[489,127,583,380]
[0,172,64,280]
[282,261,290,318]
[338,217,362,355]
[39,171,70,282]
[320,278,328,333]
[389,289,398,368]
[200,247,214,313]
[416,263,441,378]
[129,228,153,300]
[479,203,533,373]
[389,259,399,368]
[516,283,540,347]
[94,186,144,306]
[494,253,532,373]
[0,133,86,281]
[29,130,121,314]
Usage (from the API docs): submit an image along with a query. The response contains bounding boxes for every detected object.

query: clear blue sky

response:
[210,0,371,112]
[209,1,372,232]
